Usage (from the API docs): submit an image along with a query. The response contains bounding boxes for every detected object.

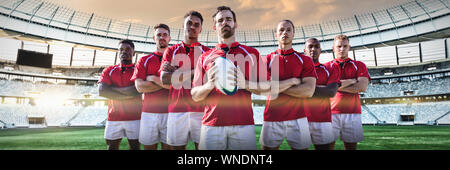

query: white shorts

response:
[166,112,203,146]
[104,120,140,140]
[260,117,312,149]
[139,112,168,145]
[309,122,334,145]
[332,114,364,143]
[199,125,257,150]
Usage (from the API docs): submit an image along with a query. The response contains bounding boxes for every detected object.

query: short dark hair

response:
[279,19,295,33]
[212,6,236,23]
[184,10,203,25]
[154,23,170,35]
[306,38,320,43]
[119,39,134,49]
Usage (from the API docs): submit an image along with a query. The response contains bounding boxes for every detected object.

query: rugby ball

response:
[214,56,238,95]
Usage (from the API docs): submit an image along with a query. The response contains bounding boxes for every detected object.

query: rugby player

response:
[131,24,171,150]
[327,35,370,150]
[303,38,340,150]
[98,39,142,150]
[159,11,210,150]
[260,20,317,150]
[192,6,269,150]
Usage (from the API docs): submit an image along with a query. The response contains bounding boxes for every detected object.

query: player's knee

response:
[127,139,140,150]
[106,139,122,150]
[343,142,357,150]
[161,143,171,150]
[143,144,158,150]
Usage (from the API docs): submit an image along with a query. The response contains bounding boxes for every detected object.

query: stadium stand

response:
[0,104,31,127]
[436,111,450,125]
[365,76,450,98]
[2,101,449,126]
[68,106,107,126]
[0,78,99,99]
[361,101,450,125]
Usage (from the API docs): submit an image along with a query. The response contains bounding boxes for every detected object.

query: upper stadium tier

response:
[0,0,449,67]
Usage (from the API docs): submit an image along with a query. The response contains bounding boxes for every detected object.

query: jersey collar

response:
[181,41,201,48]
[119,63,134,72]
[275,48,295,56]
[119,63,134,68]
[152,51,163,58]
[334,57,352,63]
[216,42,241,49]
[314,61,322,67]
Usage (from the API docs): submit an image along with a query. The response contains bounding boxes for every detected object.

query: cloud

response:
[45,0,410,30]
[123,19,143,24]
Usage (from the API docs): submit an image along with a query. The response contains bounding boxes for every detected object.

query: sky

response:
[46,0,409,30]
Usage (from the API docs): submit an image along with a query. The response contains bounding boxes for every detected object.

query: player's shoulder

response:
[324,60,336,67]
[200,44,211,51]
[296,52,312,61]
[265,51,277,59]
[104,65,118,71]
[139,53,161,65]
[238,44,259,54]
[139,53,155,61]
[101,65,119,75]
[166,43,181,52]
[201,47,218,58]
[291,51,312,65]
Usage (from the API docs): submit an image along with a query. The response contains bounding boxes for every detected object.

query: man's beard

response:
[121,58,132,64]
[158,41,167,49]
[187,29,198,40]
[120,53,133,64]
[221,26,234,39]
[159,44,167,49]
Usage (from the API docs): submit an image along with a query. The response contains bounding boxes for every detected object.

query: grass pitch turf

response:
[1,125,450,150]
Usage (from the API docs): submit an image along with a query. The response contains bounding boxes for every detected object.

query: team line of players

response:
[98,6,371,150]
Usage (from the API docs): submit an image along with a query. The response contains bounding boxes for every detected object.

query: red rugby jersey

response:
[131,51,169,113]
[326,58,371,114]
[159,41,210,113]
[263,48,317,121]
[193,42,265,126]
[304,61,340,122]
[99,63,142,121]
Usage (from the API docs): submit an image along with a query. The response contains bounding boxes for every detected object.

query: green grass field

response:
[1,125,450,150]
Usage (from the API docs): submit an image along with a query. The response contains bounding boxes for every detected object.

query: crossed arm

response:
[98,83,140,100]
[280,77,317,98]
[135,75,171,94]
[338,77,369,94]
[160,61,194,86]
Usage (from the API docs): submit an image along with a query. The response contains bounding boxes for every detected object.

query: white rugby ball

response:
[214,57,238,95]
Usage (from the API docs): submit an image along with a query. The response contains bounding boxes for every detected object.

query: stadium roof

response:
[1,0,449,48]
[0,0,449,67]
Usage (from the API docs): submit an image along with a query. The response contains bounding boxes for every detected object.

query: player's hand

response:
[206,64,218,88]
[290,78,301,86]
[236,67,246,90]
[162,61,177,72]
[146,75,158,82]
[340,79,357,88]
